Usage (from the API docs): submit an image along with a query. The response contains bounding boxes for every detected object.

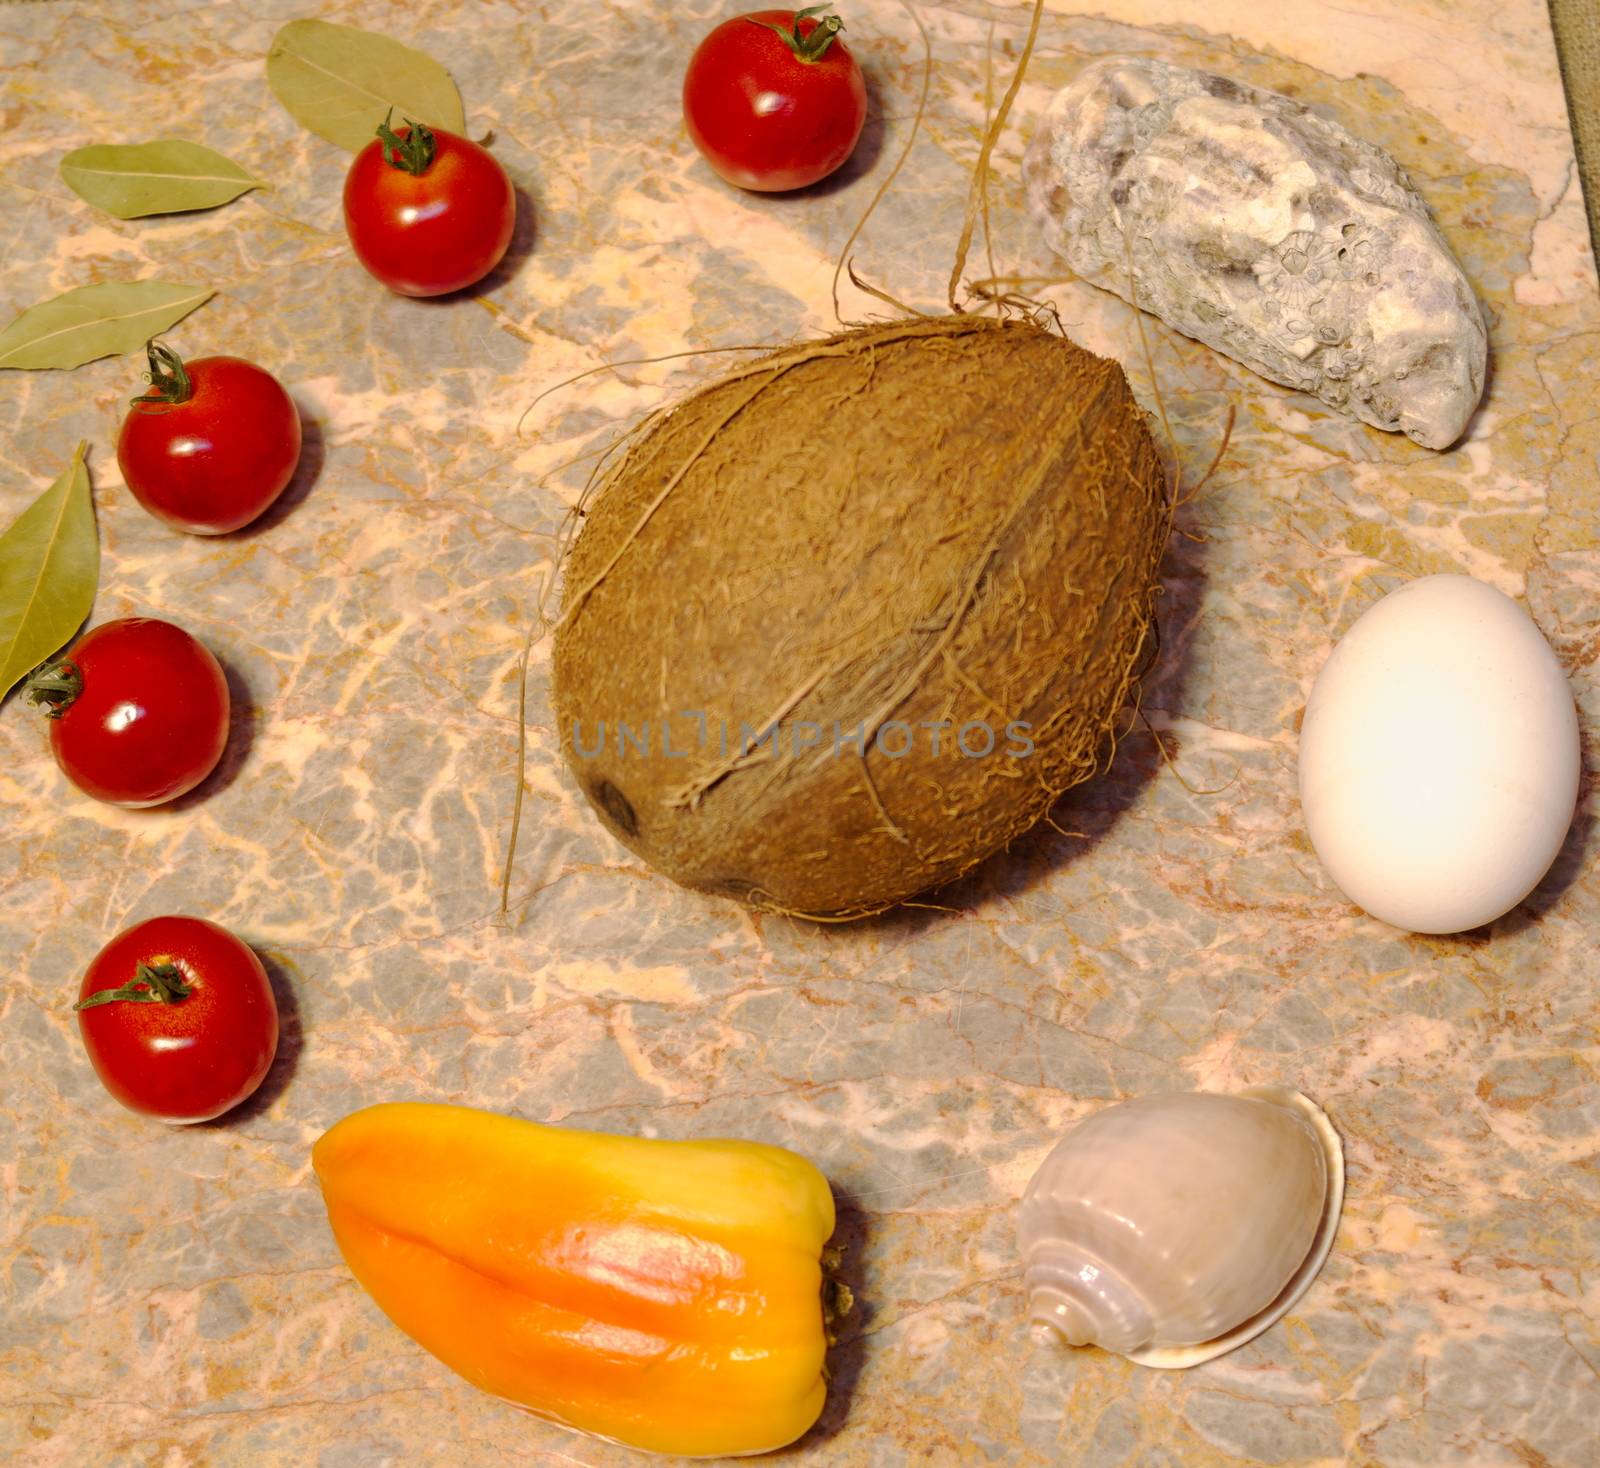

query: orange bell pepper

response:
[312,1102,840,1457]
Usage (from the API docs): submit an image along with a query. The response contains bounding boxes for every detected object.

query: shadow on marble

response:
[1460,300,1501,446]
[779,64,890,203]
[783,1178,874,1454]
[414,182,542,302]
[167,656,256,811]
[1476,719,1594,934]
[201,948,304,1127]
[223,405,326,541]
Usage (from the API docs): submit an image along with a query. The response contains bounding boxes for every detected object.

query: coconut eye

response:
[590,779,638,837]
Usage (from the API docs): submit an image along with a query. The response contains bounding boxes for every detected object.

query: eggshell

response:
[1298,574,1580,934]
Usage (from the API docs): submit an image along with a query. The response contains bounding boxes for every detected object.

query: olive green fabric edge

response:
[1551,0,1600,273]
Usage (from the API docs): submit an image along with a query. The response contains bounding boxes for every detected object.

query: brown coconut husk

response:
[550,311,1169,919]
[514,0,1228,920]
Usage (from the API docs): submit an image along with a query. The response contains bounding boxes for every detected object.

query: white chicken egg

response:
[1298,574,1581,934]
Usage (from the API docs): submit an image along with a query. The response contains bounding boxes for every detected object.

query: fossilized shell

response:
[1017,1086,1344,1368]
[1023,56,1488,450]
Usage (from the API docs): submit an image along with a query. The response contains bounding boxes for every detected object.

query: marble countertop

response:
[2,1,1597,1464]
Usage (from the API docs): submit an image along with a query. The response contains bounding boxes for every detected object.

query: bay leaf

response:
[0,443,97,704]
[0,281,212,371]
[266,19,465,152]
[60,140,262,219]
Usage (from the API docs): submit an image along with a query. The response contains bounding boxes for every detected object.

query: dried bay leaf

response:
[0,281,212,371]
[60,140,262,219]
[266,18,465,152]
[0,443,97,704]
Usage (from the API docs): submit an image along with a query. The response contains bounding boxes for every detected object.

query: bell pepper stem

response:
[821,1243,853,1344]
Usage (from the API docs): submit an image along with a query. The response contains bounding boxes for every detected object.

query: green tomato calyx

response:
[26,659,83,719]
[376,109,437,175]
[75,961,194,1010]
[135,339,193,408]
[752,6,845,63]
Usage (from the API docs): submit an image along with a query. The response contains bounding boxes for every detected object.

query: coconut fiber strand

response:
[553,314,1169,920]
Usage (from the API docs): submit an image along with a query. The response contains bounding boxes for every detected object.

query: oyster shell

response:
[1023,56,1488,450]
[1017,1086,1344,1368]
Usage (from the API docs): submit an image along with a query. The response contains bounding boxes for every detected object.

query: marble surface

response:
[2,1,1597,1465]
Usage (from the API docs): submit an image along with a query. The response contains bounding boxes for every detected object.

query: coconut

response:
[549,312,1170,920]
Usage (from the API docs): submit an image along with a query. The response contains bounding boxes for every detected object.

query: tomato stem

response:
[135,339,192,408]
[25,659,83,719]
[751,5,845,62]
[376,109,437,175]
[74,961,193,1011]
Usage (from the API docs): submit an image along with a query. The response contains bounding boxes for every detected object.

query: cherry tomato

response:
[683,7,867,192]
[29,617,230,808]
[116,342,301,535]
[343,112,516,297]
[76,915,279,1124]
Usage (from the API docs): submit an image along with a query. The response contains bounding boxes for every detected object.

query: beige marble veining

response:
[1,1,1597,1464]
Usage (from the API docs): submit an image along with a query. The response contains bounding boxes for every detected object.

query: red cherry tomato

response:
[29,618,230,808]
[116,343,301,535]
[683,7,868,192]
[76,915,279,1124]
[343,114,516,297]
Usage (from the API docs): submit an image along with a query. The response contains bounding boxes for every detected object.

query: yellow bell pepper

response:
[312,1102,839,1457]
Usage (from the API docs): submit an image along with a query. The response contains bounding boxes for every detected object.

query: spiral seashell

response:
[1017,1086,1343,1368]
